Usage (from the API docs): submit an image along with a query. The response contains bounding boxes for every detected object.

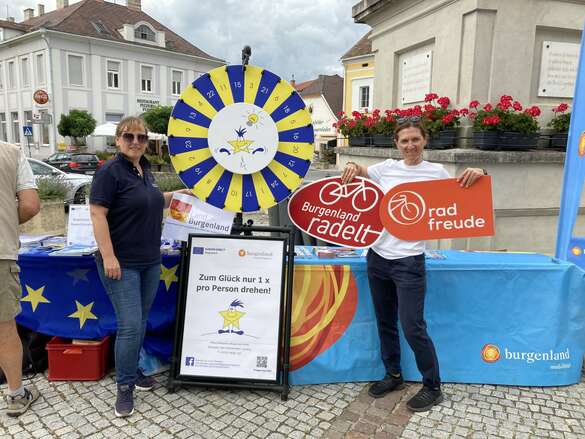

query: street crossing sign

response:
[23,125,33,137]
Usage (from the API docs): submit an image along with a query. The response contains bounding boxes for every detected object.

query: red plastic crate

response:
[46,336,110,381]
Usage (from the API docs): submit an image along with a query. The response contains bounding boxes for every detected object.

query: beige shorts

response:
[0,260,22,321]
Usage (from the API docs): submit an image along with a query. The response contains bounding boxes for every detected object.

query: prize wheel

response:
[167,64,314,212]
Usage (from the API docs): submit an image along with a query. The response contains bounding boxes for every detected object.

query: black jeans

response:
[367,250,441,389]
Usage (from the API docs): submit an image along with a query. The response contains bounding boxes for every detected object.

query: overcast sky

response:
[2,0,370,82]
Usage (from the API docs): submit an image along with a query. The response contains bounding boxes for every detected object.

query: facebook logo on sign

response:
[185,357,195,366]
[192,247,204,255]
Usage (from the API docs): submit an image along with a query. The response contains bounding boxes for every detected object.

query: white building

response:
[0,0,224,157]
[294,74,343,156]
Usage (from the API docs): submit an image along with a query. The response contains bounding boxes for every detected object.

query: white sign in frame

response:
[401,51,433,104]
[179,235,285,381]
[538,41,580,98]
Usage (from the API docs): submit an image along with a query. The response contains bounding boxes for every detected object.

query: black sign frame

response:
[167,225,295,401]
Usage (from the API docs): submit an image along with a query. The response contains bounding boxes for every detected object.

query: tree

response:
[143,105,172,135]
[58,110,97,146]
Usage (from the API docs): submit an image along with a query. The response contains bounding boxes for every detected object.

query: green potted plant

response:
[547,103,570,149]
[370,109,396,147]
[467,95,540,150]
[420,93,461,149]
[335,111,371,146]
[498,97,540,150]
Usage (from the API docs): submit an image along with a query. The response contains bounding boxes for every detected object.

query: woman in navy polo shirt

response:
[90,116,188,418]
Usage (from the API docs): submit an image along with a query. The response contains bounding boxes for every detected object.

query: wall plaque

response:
[401,51,433,104]
[538,41,580,98]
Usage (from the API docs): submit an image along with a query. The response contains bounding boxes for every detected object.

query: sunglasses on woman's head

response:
[121,132,148,143]
[396,116,422,124]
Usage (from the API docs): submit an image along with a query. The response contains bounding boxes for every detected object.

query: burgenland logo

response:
[481,344,500,363]
[481,343,571,365]
[238,249,246,257]
[387,190,426,225]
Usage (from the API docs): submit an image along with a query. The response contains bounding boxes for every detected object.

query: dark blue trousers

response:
[367,250,441,389]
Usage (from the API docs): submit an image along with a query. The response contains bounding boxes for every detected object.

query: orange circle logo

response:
[481,344,500,363]
[572,246,582,256]
[238,249,246,257]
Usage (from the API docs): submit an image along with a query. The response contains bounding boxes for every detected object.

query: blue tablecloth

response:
[16,249,585,386]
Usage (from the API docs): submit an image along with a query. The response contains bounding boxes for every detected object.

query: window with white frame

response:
[172,70,182,95]
[135,25,155,42]
[7,61,15,89]
[11,112,20,144]
[359,86,370,109]
[0,63,4,90]
[21,57,30,87]
[39,110,49,145]
[140,65,153,92]
[107,60,120,89]
[36,53,45,85]
[24,110,32,126]
[68,54,84,86]
[0,113,7,142]
[105,113,124,123]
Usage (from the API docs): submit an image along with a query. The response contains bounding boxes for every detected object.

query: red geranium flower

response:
[483,103,493,112]
[469,100,480,108]
[425,93,439,102]
[512,101,522,112]
[437,97,450,109]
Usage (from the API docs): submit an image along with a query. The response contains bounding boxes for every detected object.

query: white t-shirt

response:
[368,159,450,260]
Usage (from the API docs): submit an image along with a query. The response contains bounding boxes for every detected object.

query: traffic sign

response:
[32,113,52,124]
[23,125,33,137]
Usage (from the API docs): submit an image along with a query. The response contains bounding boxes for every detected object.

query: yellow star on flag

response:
[160,264,179,291]
[20,285,50,312]
[68,301,98,329]
[218,310,246,329]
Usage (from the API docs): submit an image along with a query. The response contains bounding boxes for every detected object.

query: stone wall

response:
[19,200,66,236]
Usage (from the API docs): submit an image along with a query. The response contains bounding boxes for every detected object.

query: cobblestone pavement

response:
[4,371,585,438]
[0,372,365,438]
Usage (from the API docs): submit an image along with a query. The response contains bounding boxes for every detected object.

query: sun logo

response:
[245,109,264,128]
[571,246,582,256]
[579,131,585,157]
[481,344,501,363]
[238,249,246,257]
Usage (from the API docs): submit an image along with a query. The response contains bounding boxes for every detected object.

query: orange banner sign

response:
[379,177,495,240]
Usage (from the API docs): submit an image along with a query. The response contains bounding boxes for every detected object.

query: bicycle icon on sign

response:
[318,178,379,212]
[387,191,426,225]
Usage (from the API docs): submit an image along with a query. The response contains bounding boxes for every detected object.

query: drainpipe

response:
[39,28,57,154]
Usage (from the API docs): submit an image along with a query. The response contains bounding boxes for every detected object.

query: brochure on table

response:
[67,205,96,246]
[178,235,285,381]
[162,193,235,241]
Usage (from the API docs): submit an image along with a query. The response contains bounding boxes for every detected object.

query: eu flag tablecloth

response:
[16,249,585,386]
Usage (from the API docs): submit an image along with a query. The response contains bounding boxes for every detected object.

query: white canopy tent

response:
[92,122,166,140]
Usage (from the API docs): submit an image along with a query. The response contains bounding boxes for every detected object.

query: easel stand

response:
[167,225,296,401]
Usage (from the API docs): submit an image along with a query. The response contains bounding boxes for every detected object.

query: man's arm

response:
[17,188,40,224]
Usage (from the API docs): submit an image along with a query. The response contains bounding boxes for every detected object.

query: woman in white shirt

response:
[341,120,485,412]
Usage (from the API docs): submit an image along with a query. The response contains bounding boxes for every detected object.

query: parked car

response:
[43,152,104,174]
[27,158,93,205]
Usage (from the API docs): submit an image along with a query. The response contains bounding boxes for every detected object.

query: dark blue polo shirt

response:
[90,154,164,267]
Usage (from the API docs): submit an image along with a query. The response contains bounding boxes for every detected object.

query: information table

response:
[16,249,585,386]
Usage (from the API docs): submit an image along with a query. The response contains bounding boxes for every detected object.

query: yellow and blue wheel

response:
[167,64,314,212]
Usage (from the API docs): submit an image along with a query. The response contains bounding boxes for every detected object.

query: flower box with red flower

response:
[547,103,570,149]
[335,111,372,147]
[467,96,541,150]
[418,94,462,149]
[370,109,396,147]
